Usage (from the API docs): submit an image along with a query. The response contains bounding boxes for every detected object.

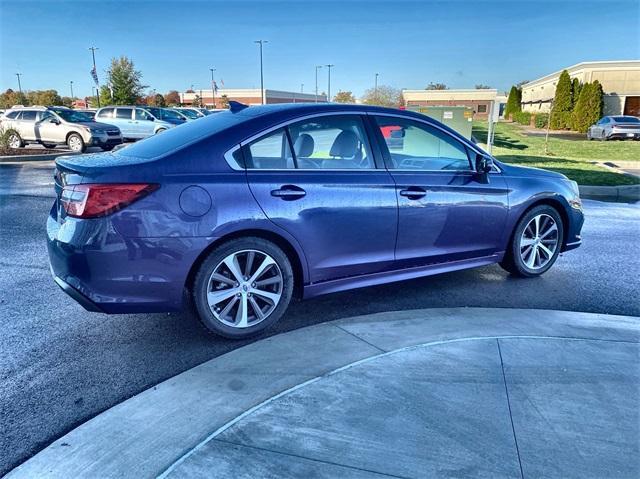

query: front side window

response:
[38,111,55,121]
[97,108,114,118]
[116,108,133,119]
[287,115,374,169]
[246,129,293,169]
[374,116,471,171]
[135,109,154,121]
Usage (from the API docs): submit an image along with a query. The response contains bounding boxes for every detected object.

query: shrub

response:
[550,70,573,129]
[513,111,531,125]
[534,113,549,129]
[504,86,522,119]
[572,81,604,133]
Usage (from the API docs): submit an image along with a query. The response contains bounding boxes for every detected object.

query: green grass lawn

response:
[472,121,640,186]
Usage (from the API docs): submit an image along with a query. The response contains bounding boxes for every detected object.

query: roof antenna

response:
[228,101,249,113]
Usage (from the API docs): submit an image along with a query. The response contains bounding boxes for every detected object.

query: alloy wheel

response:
[8,134,21,148]
[206,249,283,328]
[519,214,559,270]
[68,135,83,152]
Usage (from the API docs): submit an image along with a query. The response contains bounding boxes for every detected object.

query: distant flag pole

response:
[89,46,100,107]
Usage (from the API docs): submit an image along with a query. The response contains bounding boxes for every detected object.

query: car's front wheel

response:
[500,205,564,277]
[67,133,86,152]
[193,237,294,338]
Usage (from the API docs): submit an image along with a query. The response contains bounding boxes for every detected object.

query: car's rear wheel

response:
[67,133,86,152]
[7,130,23,148]
[500,205,564,277]
[193,237,294,338]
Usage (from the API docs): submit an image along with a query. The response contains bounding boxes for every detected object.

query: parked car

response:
[1,106,122,152]
[587,115,640,140]
[173,107,206,119]
[47,103,584,338]
[94,106,176,140]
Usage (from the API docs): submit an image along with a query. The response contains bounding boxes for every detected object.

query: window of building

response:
[374,116,471,171]
[477,104,487,113]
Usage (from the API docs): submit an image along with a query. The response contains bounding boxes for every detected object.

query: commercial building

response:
[402,89,502,120]
[179,89,326,108]
[520,60,640,116]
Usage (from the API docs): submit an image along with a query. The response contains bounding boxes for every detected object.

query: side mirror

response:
[49,118,60,125]
[475,154,494,174]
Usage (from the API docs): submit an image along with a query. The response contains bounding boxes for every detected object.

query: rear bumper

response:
[607,130,640,140]
[47,203,210,314]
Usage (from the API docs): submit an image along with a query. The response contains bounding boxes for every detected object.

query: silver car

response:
[587,115,640,141]
[1,106,123,152]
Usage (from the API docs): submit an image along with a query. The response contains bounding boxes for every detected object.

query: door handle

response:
[399,187,427,200]
[271,185,306,200]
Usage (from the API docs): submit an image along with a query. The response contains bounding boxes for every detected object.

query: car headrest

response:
[329,130,359,158]
[294,133,314,157]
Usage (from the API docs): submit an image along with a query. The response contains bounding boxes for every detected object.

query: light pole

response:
[315,65,323,103]
[374,73,379,104]
[15,73,22,96]
[209,68,216,109]
[70,81,74,99]
[89,46,100,107]
[254,40,268,104]
[325,64,334,102]
[301,83,304,93]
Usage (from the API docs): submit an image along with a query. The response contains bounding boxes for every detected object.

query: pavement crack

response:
[496,339,525,479]
[333,324,387,353]
[212,437,408,478]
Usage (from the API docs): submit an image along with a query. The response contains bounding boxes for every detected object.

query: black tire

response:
[67,133,86,152]
[192,237,294,339]
[500,205,564,278]
[7,130,24,148]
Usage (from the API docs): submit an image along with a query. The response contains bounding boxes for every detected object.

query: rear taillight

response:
[61,183,158,218]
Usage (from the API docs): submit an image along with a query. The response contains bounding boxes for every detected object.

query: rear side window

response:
[21,110,37,121]
[116,108,133,119]
[97,108,114,118]
[374,116,471,171]
[246,129,293,169]
[5,111,20,119]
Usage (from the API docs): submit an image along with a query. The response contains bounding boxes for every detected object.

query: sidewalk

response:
[7,308,640,478]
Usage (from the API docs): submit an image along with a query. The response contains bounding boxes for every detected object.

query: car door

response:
[134,108,157,138]
[114,108,134,137]
[370,114,509,267]
[35,111,62,142]
[17,110,38,140]
[245,113,398,283]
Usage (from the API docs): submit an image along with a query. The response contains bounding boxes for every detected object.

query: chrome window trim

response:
[223,109,502,174]
[224,144,243,171]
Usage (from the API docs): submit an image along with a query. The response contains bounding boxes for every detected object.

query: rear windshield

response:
[612,116,640,123]
[116,110,243,159]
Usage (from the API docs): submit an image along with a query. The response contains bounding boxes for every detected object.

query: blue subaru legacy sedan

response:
[47,103,584,338]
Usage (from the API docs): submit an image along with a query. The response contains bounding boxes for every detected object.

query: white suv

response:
[1,106,123,152]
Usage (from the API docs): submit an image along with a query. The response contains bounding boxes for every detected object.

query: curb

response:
[7,308,639,479]
[579,184,640,202]
[0,151,74,163]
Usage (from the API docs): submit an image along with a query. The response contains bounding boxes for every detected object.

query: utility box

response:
[404,105,474,139]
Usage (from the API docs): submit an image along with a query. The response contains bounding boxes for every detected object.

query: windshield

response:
[146,107,185,121]
[49,108,94,122]
[177,109,200,119]
[612,116,640,123]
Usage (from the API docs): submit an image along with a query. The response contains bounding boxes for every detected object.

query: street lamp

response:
[325,64,334,102]
[374,73,379,104]
[301,83,304,93]
[315,65,323,103]
[254,40,268,104]
[15,73,22,96]
[89,46,100,107]
[210,68,216,109]
[70,81,74,99]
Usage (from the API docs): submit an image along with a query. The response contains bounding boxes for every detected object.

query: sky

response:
[0,0,638,99]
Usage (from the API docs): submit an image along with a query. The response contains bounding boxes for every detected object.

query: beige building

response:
[521,60,640,116]
[402,89,502,119]
[180,88,325,108]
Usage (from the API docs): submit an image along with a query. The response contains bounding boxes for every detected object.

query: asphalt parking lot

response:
[1,162,639,475]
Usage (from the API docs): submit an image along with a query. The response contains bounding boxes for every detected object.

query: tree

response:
[26,89,63,106]
[164,90,180,106]
[572,81,604,133]
[218,94,229,109]
[61,96,74,107]
[475,84,492,89]
[426,82,448,90]
[361,85,402,107]
[333,90,356,103]
[516,80,529,88]
[154,93,166,107]
[550,70,572,129]
[0,88,28,108]
[571,78,582,108]
[504,86,522,119]
[105,56,147,105]
[192,94,202,107]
